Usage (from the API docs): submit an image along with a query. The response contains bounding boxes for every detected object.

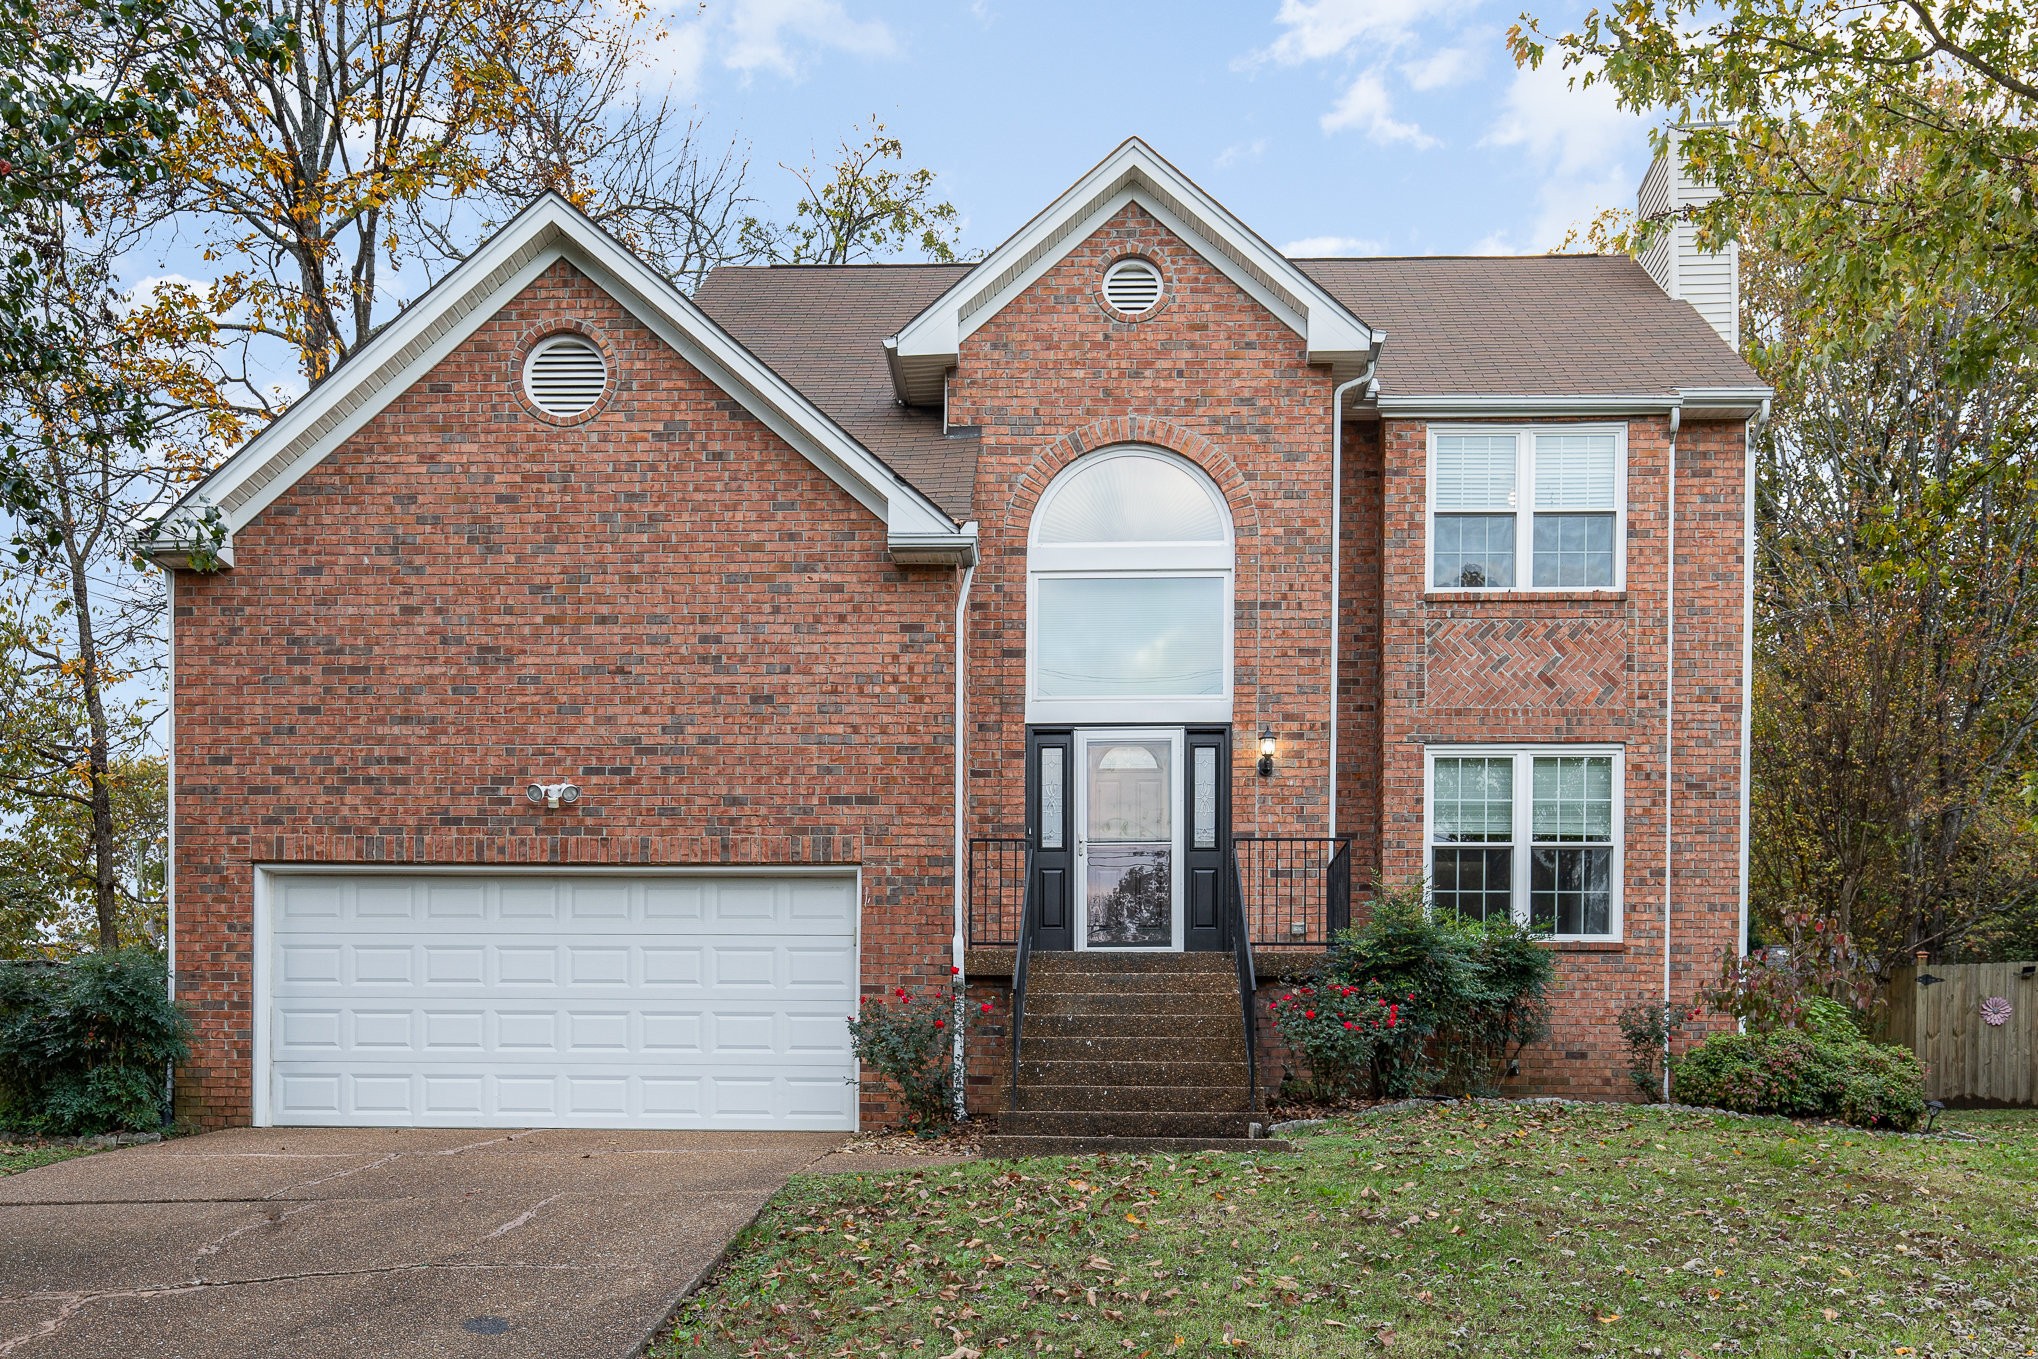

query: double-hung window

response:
[1429,426,1624,590]
[1426,746,1622,940]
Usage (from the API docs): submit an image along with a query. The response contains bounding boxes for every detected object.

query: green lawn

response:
[658,1103,2038,1359]
[0,1141,102,1176]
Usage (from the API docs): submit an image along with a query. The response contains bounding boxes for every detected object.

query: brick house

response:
[152,139,1766,1141]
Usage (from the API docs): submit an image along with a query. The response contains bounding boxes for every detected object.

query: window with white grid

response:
[1428,426,1625,591]
[1425,746,1623,940]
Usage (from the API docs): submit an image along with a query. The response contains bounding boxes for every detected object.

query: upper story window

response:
[1428,425,1625,591]
[1027,447,1233,724]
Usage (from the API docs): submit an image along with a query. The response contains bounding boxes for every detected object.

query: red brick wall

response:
[1367,413,1748,1099]
[172,231,1750,1126]
[170,260,963,1129]
[950,203,1339,845]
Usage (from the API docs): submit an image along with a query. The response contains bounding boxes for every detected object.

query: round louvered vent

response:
[1102,258,1163,314]
[522,334,608,417]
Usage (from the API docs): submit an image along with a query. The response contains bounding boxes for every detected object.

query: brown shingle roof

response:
[693,263,977,519]
[1297,254,1762,396]
[693,254,1761,513]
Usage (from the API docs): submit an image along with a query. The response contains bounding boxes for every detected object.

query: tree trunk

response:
[65,536,120,951]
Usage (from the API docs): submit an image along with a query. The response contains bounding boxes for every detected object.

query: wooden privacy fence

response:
[1882,961,2038,1105]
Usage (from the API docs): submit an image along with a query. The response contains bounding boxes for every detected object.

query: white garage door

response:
[257,870,859,1129]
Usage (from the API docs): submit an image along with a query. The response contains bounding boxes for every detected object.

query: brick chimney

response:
[1637,130,1740,350]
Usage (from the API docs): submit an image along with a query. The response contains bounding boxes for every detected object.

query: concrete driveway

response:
[0,1126,841,1358]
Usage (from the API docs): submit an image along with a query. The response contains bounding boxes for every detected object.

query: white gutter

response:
[949,547,977,1120]
[1377,388,1771,420]
[1662,407,1680,1101]
[1326,364,1377,836]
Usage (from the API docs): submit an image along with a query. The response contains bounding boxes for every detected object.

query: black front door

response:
[1025,727,1075,951]
[1182,726,1230,952]
[1025,725,1229,952]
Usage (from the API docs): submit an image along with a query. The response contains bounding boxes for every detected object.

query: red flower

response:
[980,1001,993,1014]
[951,965,961,974]
[1343,1021,1355,1030]
[933,1017,945,1029]
[1305,1010,1316,1019]
[895,986,908,998]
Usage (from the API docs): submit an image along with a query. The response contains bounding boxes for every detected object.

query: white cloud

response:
[1401,44,1475,91]
[1281,234,1385,256]
[1482,59,1642,249]
[1214,138,1268,169]
[638,13,709,92]
[720,0,896,79]
[125,273,208,308]
[1321,71,1438,148]
[1254,0,1473,65]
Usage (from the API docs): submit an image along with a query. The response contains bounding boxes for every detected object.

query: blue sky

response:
[653,0,1649,259]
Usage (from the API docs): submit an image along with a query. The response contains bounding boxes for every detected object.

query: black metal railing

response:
[1232,835,1355,947]
[1008,842,1037,1109]
[1225,844,1259,1112]
[966,836,1029,946]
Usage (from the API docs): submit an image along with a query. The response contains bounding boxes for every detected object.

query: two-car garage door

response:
[257,870,859,1129]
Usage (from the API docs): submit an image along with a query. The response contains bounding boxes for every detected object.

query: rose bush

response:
[844,968,989,1130]
[1269,982,1412,1099]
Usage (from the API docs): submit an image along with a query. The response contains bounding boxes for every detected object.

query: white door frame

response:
[249,863,862,1130]
[1073,727,1185,952]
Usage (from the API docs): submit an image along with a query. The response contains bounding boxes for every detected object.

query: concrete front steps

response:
[981,952,1290,1158]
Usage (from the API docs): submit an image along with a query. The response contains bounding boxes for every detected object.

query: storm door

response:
[1074,729,1183,950]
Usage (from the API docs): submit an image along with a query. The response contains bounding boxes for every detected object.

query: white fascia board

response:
[886,138,1378,405]
[1377,393,1683,418]
[889,520,979,568]
[1376,388,1773,422]
[152,194,969,569]
[1675,385,1774,419]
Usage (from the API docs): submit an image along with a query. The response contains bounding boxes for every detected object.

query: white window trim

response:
[1422,743,1625,942]
[1026,447,1235,725]
[1425,423,1628,594]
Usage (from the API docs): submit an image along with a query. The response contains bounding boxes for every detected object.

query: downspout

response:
[163,568,178,1124]
[164,567,176,997]
[950,551,977,1121]
[1662,404,1680,1101]
[1736,400,1768,958]
[1326,361,1377,837]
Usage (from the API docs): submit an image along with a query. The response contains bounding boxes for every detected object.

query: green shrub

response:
[1291,884,1555,1099]
[0,949,190,1135]
[845,971,988,1130]
[1671,1026,1926,1131]
[1833,1043,1928,1131]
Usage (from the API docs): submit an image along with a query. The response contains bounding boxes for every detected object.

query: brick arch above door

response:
[994,417,1260,546]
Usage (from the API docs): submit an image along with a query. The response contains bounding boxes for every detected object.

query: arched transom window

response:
[1027,446,1235,723]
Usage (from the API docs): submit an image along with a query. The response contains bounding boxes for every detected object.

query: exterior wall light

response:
[527,780,581,809]
[1257,729,1276,778]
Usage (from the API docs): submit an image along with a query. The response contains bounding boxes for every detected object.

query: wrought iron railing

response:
[1225,844,1259,1112]
[1232,835,1355,947]
[1008,842,1037,1109]
[966,836,1028,946]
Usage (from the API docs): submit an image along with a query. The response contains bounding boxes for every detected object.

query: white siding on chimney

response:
[1637,133,1740,351]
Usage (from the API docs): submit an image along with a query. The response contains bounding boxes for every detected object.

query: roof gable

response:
[884,138,1381,405]
[150,195,975,570]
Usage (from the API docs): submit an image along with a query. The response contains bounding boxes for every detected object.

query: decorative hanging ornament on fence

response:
[1980,995,2013,1027]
